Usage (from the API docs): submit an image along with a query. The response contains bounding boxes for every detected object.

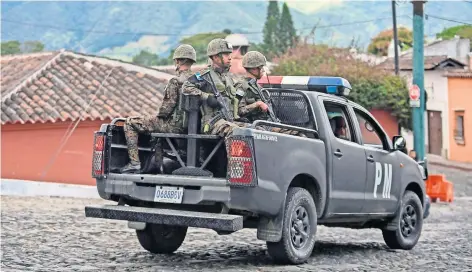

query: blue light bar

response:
[259,76,352,96]
[307,76,352,96]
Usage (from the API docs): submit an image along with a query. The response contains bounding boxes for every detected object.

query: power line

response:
[1,16,406,37]
[425,14,472,26]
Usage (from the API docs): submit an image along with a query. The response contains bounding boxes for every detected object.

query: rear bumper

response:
[97,173,230,204]
[85,204,243,232]
[95,173,283,216]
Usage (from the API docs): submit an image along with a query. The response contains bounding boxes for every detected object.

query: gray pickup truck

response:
[85,76,430,264]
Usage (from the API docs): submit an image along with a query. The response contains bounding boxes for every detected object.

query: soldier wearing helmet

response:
[121,44,196,173]
[235,51,305,137]
[182,38,253,138]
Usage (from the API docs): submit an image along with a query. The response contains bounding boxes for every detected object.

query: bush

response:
[271,44,411,129]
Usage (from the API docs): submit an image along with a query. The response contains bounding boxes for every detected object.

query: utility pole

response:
[392,0,400,75]
[411,0,426,161]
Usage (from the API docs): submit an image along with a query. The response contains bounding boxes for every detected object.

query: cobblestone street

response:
[2,166,472,272]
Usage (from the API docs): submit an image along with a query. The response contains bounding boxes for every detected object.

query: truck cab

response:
[85,76,429,265]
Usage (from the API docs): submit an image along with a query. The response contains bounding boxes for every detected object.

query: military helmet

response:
[207,38,233,56]
[173,44,196,62]
[242,51,267,68]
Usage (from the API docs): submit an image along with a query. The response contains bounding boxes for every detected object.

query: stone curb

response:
[0,179,100,199]
[428,161,472,172]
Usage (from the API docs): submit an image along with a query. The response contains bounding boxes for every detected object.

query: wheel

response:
[136,224,187,254]
[266,187,317,264]
[382,190,423,250]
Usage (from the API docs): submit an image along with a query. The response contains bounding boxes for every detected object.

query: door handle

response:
[367,155,374,162]
[334,149,343,157]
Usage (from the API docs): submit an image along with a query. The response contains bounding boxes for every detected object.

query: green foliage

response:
[262,1,280,56]
[367,27,413,56]
[278,2,297,54]
[1,40,45,55]
[21,41,45,53]
[272,44,411,129]
[178,32,227,63]
[1,41,21,55]
[436,25,472,47]
[132,50,170,66]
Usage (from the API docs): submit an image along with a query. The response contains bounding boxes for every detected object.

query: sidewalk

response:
[427,154,472,172]
[0,179,100,199]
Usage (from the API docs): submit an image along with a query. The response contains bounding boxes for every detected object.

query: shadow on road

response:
[127,240,390,269]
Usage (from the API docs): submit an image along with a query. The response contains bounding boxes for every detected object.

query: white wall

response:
[399,70,449,157]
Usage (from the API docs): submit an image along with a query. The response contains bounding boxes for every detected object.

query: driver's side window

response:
[354,108,386,149]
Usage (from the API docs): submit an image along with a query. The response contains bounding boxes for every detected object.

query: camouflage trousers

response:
[124,115,181,164]
[208,119,306,138]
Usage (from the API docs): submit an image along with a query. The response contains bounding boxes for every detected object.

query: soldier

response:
[182,38,251,138]
[121,44,196,173]
[235,51,304,137]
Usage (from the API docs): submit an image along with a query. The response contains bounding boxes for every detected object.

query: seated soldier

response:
[121,44,196,173]
[234,50,305,137]
[182,38,253,138]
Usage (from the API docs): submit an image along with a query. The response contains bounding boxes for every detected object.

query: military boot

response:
[121,161,141,174]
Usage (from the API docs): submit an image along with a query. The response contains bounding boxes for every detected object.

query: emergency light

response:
[258,76,352,96]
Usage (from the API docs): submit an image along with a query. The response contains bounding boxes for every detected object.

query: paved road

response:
[2,166,472,272]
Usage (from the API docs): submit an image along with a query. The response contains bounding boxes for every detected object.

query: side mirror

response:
[392,135,406,151]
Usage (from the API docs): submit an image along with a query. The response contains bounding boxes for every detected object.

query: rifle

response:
[248,78,280,123]
[195,72,234,122]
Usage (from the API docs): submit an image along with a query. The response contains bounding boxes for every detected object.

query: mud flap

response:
[384,198,403,231]
[257,197,286,242]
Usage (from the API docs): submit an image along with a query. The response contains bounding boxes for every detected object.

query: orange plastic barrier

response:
[426,174,454,203]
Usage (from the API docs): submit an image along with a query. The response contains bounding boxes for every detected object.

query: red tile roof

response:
[1,50,175,125]
[444,68,472,78]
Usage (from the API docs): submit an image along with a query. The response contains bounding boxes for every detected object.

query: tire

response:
[382,190,423,250]
[136,224,187,254]
[266,187,317,264]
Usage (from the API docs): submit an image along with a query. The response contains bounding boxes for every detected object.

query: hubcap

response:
[290,206,310,249]
[401,204,417,238]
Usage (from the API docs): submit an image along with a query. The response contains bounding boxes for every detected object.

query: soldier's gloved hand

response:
[206,95,220,109]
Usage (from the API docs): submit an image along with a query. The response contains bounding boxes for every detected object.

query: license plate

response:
[153,186,184,204]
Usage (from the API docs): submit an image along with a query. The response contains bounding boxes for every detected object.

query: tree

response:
[178,32,227,63]
[436,25,472,47]
[272,44,411,129]
[1,40,21,55]
[278,2,297,54]
[222,29,232,35]
[262,1,280,56]
[21,41,45,53]
[367,27,413,56]
[132,50,160,66]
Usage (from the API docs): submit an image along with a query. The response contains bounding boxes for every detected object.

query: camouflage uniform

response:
[182,38,252,138]
[235,51,304,137]
[122,44,196,173]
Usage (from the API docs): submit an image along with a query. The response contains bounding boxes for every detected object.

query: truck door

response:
[322,101,367,214]
[351,107,400,214]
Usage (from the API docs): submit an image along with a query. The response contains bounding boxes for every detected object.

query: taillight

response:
[92,133,106,178]
[226,137,257,187]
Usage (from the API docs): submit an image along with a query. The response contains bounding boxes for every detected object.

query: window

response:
[354,108,386,150]
[323,102,355,143]
[454,110,465,144]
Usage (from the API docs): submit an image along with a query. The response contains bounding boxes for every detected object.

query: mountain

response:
[2,1,471,60]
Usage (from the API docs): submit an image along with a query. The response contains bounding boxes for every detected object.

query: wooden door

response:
[428,110,442,156]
